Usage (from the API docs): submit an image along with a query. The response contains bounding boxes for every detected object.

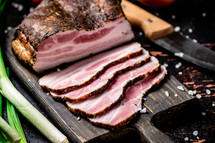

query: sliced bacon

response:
[89,66,167,129]
[39,42,143,93]
[66,57,160,117]
[51,49,150,101]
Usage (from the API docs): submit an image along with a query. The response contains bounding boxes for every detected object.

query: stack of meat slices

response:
[39,42,167,129]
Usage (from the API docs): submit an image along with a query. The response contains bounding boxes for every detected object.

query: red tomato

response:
[138,0,177,8]
[31,0,42,5]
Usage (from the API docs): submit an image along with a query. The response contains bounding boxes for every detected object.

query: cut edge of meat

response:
[33,17,135,72]
[66,57,161,117]
[42,43,143,94]
[12,33,36,69]
[89,66,167,130]
[53,52,150,102]
[89,111,140,130]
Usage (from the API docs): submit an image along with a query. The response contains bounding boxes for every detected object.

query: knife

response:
[122,0,215,72]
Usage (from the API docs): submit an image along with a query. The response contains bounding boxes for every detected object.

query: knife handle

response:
[122,0,174,40]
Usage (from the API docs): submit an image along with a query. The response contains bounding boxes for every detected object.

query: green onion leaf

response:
[0,47,6,78]
[0,0,7,14]
[0,116,21,143]
[0,94,2,117]
[6,100,27,143]
[0,132,6,143]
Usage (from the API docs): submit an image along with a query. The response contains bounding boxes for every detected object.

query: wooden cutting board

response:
[4,29,200,143]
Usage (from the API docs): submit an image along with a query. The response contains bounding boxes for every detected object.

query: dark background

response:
[1,0,215,142]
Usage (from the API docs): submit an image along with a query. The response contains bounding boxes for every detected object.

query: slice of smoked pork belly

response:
[51,49,150,101]
[66,57,160,117]
[89,66,167,130]
[39,42,143,93]
[11,0,134,73]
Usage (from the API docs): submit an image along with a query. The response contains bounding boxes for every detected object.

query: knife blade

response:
[122,0,215,72]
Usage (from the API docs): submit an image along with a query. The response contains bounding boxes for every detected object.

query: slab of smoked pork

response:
[12,0,134,72]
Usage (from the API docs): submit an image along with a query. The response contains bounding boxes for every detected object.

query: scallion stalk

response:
[0,47,69,143]
[0,94,2,117]
[0,116,21,143]
[5,67,27,143]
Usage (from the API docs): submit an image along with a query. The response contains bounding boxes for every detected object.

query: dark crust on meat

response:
[16,0,71,49]
[66,60,160,118]
[89,67,167,130]
[15,0,124,50]
[60,56,150,103]
[53,0,123,30]
[45,49,143,94]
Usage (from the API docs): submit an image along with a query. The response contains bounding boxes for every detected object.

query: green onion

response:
[0,1,7,141]
[1,79,20,143]
[5,67,27,143]
[7,97,27,143]
[0,0,7,14]
[0,96,1,114]
[0,0,3,114]
[0,47,69,143]
[0,116,21,143]
[0,131,9,143]
[0,133,6,143]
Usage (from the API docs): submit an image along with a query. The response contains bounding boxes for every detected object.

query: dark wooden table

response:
[2,0,215,142]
